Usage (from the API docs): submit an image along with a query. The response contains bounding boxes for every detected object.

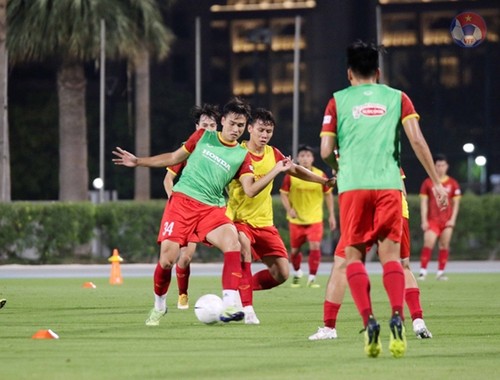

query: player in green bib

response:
[319,41,448,358]
[113,98,292,326]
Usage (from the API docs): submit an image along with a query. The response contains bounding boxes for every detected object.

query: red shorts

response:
[157,193,232,246]
[427,220,449,237]
[289,222,323,249]
[400,217,410,259]
[234,222,288,261]
[334,235,346,259]
[335,216,410,260]
[339,189,402,247]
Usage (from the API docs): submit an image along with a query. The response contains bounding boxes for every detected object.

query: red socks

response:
[420,247,432,269]
[239,262,253,307]
[252,269,280,290]
[291,252,303,271]
[382,261,405,317]
[405,288,423,320]
[323,301,341,329]
[438,249,449,271]
[153,262,172,296]
[308,249,321,275]
[175,264,190,295]
[346,261,372,326]
[222,251,242,290]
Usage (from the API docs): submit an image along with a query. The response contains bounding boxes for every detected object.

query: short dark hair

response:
[191,104,220,125]
[347,40,384,78]
[297,144,314,154]
[222,97,252,121]
[434,153,448,163]
[251,108,276,127]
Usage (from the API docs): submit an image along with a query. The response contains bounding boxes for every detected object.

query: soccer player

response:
[163,104,220,310]
[0,298,6,309]
[279,144,336,288]
[418,154,461,281]
[319,40,447,358]
[226,108,336,325]
[112,98,293,326]
[308,173,432,341]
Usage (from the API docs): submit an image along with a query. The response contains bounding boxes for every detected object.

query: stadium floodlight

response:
[463,143,475,153]
[93,177,104,190]
[475,156,486,166]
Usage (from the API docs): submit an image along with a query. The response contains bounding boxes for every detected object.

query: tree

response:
[0,0,8,202]
[7,0,173,201]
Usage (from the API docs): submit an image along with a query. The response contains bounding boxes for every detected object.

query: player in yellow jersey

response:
[280,145,336,288]
[226,108,336,324]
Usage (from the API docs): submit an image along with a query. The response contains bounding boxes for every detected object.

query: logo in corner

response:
[450,12,487,48]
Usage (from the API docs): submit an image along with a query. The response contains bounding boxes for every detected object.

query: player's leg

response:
[402,259,433,338]
[306,222,323,288]
[206,222,245,322]
[419,229,438,280]
[309,252,347,340]
[400,218,432,338]
[289,223,306,287]
[436,227,453,280]
[176,242,196,309]
[236,230,260,325]
[251,226,289,291]
[146,238,181,326]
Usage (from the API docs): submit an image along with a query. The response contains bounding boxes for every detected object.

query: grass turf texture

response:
[1,273,499,380]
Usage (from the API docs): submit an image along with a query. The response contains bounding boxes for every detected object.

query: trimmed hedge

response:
[0,194,498,264]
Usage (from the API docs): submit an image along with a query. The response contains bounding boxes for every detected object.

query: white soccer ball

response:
[194,294,223,324]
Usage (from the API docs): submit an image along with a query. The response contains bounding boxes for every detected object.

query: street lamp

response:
[475,155,487,194]
[463,143,475,190]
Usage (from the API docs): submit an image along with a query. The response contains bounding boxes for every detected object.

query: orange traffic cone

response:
[82,281,97,289]
[108,248,123,285]
[32,329,59,339]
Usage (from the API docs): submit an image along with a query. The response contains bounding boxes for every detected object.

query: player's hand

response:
[288,208,298,219]
[445,220,455,228]
[432,184,448,210]
[329,216,337,231]
[421,221,429,232]
[277,156,293,172]
[325,176,336,188]
[112,147,138,167]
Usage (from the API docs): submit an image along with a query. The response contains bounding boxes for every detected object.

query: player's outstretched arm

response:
[240,157,293,198]
[112,146,189,168]
[288,164,335,187]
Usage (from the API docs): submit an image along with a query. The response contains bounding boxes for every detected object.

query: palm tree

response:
[7,0,173,201]
[0,0,9,202]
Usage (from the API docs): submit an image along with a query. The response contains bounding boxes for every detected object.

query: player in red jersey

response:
[418,154,461,281]
[113,98,293,326]
[319,41,447,358]
[279,145,336,288]
[163,104,220,310]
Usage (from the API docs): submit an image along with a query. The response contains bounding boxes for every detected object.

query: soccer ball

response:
[194,294,223,324]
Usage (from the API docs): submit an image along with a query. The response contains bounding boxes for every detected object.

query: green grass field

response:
[1,273,499,380]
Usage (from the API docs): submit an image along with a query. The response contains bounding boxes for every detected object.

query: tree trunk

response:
[57,62,89,201]
[133,49,151,200]
[0,0,9,202]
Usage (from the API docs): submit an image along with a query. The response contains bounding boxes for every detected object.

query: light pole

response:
[475,155,487,194]
[463,143,475,191]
